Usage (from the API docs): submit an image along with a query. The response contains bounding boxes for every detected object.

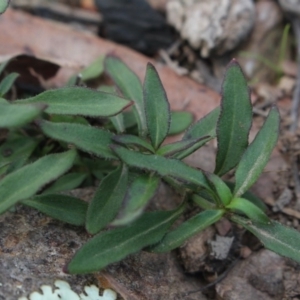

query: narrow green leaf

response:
[112,145,210,190]
[169,111,193,136]
[43,172,87,194]
[183,107,220,140]
[150,209,224,252]
[0,136,38,164]
[123,111,137,129]
[192,193,216,210]
[22,194,88,226]
[105,56,147,136]
[0,103,45,128]
[50,115,89,125]
[16,87,132,117]
[0,98,8,104]
[227,197,269,223]
[158,136,210,158]
[81,55,104,82]
[231,215,300,264]
[98,85,125,133]
[206,173,232,206]
[5,156,28,174]
[86,165,128,234]
[0,0,9,14]
[39,120,116,159]
[234,107,280,197]
[0,150,77,214]
[0,72,19,96]
[67,207,184,274]
[215,61,252,176]
[225,181,267,212]
[113,134,154,153]
[112,173,160,226]
[144,63,170,149]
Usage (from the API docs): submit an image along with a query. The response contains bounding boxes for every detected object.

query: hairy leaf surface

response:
[86,165,128,234]
[234,107,280,197]
[0,73,19,96]
[143,63,170,149]
[68,207,184,274]
[17,87,132,117]
[169,111,194,136]
[105,56,147,136]
[231,215,300,264]
[215,61,252,176]
[40,120,116,159]
[183,107,220,140]
[227,197,269,223]
[43,172,87,194]
[0,150,76,214]
[23,194,88,226]
[113,134,154,153]
[0,103,45,128]
[112,145,210,190]
[157,136,210,158]
[112,173,160,226]
[150,209,224,252]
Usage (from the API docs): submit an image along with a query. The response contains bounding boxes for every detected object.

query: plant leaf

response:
[50,115,89,125]
[225,181,267,212]
[158,136,210,158]
[150,209,224,252]
[22,194,88,226]
[123,111,137,129]
[67,207,184,274]
[81,55,104,82]
[143,63,170,149]
[98,85,125,133]
[16,87,132,117]
[105,56,147,136]
[192,193,216,210]
[0,150,77,214]
[112,173,160,226]
[231,215,300,264]
[234,107,280,197]
[0,0,9,13]
[227,197,269,223]
[113,134,154,153]
[206,173,232,206]
[0,103,45,128]
[0,72,19,96]
[215,61,252,176]
[168,111,194,136]
[112,145,210,190]
[86,165,128,234]
[39,120,116,159]
[0,136,39,171]
[183,107,220,140]
[43,172,87,194]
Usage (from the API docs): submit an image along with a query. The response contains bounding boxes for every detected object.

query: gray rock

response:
[166,0,255,57]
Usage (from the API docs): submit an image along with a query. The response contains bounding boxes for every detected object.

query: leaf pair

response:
[0,150,76,214]
[106,56,171,150]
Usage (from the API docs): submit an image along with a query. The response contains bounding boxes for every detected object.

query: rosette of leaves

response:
[0,54,300,275]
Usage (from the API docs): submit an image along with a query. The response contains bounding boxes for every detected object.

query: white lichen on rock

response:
[166,0,255,57]
[18,280,117,300]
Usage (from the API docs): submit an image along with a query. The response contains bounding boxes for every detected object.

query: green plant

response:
[0,0,9,14]
[0,55,300,275]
